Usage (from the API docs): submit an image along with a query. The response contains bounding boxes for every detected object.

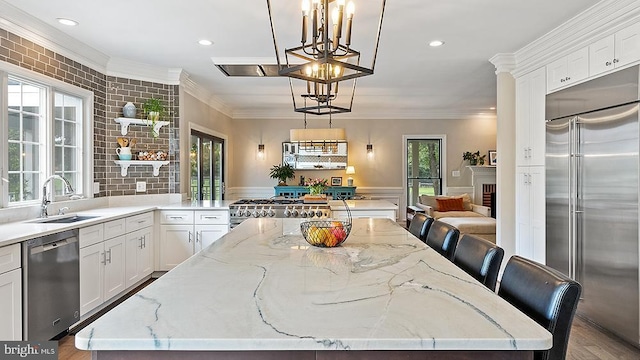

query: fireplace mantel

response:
[467,166,496,204]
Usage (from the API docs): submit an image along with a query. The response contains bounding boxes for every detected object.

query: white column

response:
[489,54,516,269]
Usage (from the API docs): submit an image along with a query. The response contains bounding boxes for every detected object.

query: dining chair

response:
[425,220,460,261]
[498,256,582,360]
[408,213,433,242]
[452,234,504,291]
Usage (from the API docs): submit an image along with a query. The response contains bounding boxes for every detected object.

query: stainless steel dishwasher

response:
[23,229,80,340]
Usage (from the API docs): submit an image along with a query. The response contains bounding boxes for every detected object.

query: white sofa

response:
[415,194,496,243]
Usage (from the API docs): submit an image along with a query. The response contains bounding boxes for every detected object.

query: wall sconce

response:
[366,143,374,158]
[257,144,265,160]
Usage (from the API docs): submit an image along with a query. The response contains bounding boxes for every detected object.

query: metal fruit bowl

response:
[300,197,352,248]
[300,220,352,247]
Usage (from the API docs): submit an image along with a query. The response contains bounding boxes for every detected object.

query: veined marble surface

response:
[327,199,398,210]
[76,218,551,351]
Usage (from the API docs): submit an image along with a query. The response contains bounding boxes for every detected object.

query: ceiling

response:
[0,0,601,120]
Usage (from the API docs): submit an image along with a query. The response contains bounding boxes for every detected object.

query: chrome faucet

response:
[40,175,75,218]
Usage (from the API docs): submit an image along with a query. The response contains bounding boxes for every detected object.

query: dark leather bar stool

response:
[408,213,433,242]
[425,220,460,261]
[498,256,582,360]
[452,234,504,291]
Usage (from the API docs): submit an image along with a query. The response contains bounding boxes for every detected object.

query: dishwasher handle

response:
[29,235,78,255]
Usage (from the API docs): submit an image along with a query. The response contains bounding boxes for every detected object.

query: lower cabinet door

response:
[103,236,126,301]
[125,227,154,288]
[159,225,194,271]
[0,268,22,340]
[196,225,228,252]
[79,243,104,316]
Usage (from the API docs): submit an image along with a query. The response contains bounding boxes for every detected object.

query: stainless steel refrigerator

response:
[546,65,640,345]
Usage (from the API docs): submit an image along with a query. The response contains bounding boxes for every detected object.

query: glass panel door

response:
[406,139,442,206]
[190,130,224,201]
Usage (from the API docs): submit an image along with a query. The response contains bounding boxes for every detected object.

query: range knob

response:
[268,207,276,217]
[260,207,268,217]
[315,208,323,217]
[300,207,308,218]
[252,207,259,218]
[308,209,315,218]
[236,207,245,217]
[284,206,292,217]
[291,209,299,217]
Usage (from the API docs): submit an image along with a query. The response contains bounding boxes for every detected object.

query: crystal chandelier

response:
[267,0,386,115]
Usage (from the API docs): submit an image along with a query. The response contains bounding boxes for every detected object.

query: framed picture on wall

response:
[331,177,342,186]
[489,150,497,166]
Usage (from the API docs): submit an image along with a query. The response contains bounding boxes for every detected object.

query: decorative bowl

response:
[300,220,352,247]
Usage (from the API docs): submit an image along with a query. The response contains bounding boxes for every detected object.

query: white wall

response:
[228,116,496,216]
[180,91,234,197]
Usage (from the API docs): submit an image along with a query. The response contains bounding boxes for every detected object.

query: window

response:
[405,137,445,206]
[1,68,93,208]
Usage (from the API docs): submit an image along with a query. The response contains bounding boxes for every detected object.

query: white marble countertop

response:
[76,218,551,352]
[0,201,235,248]
[328,199,398,210]
[0,206,157,248]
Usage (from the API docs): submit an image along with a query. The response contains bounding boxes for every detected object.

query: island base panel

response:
[91,350,533,360]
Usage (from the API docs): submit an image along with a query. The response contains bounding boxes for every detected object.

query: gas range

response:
[229,198,331,227]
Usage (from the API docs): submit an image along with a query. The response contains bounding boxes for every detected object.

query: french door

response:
[406,138,443,206]
[190,130,224,201]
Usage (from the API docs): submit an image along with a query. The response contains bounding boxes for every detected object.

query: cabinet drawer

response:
[195,210,229,225]
[126,212,154,232]
[0,244,21,274]
[80,223,105,248]
[104,219,126,239]
[160,211,194,225]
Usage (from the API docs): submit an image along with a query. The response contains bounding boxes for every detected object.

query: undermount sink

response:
[31,215,99,224]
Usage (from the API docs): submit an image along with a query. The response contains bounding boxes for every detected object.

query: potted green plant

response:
[463,151,486,166]
[269,163,295,186]
[142,97,164,138]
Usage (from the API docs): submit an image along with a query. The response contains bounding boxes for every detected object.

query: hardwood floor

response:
[567,315,640,360]
[58,312,640,360]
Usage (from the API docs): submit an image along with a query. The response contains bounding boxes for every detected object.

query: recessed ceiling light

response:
[57,18,78,26]
[429,40,444,47]
[198,39,213,46]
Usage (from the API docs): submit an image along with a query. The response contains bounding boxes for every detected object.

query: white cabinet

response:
[589,22,640,76]
[159,210,229,271]
[79,221,127,316]
[516,67,546,167]
[515,166,545,263]
[0,244,22,340]
[125,227,153,288]
[547,47,589,92]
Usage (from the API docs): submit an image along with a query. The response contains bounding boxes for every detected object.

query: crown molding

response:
[180,72,234,118]
[488,54,517,74]
[106,57,182,85]
[0,0,109,73]
[511,0,640,77]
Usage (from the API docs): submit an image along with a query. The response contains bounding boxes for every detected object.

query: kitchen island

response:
[76,218,550,359]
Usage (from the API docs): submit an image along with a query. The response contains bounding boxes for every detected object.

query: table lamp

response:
[345,166,356,186]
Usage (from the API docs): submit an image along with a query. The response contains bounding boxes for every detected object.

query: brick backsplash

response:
[0,27,180,197]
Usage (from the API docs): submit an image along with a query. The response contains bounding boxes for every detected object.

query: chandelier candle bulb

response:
[346,2,354,45]
[302,0,309,43]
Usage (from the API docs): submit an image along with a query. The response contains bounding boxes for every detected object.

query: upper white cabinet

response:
[516,67,546,167]
[589,22,640,76]
[547,47,589,92]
